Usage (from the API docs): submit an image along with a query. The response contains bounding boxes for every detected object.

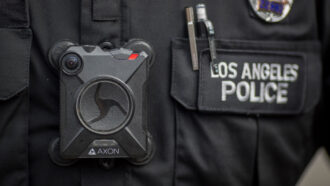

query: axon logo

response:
[211,61,299,104]
[88,147,120,156]
[88,148,96,155]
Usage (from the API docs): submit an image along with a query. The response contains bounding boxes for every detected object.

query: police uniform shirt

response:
[0,0,329,186]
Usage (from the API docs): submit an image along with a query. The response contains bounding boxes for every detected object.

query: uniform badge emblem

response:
[249,0,293,22]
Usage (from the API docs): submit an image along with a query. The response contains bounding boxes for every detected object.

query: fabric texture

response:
[0,0,328,186]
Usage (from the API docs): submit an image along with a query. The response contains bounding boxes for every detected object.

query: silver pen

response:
[186,7,199,71]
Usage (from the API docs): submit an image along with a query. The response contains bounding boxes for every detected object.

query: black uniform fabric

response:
[0,0,328,186]
[318,1,330,156]
[0,0,29,28]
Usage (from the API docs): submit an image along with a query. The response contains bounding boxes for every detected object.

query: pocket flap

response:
[0,28,32,101]
[171,38,321,115]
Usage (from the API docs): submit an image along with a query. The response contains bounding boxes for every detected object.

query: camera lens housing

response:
[48,40,154,165]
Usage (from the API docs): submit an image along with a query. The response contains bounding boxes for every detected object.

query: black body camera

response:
[48,39,154,166]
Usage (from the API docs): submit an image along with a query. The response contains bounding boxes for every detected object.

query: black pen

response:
[196,4,219,75]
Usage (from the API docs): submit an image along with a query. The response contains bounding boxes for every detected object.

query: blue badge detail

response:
[258,0,288,15]
[249,0,293,22]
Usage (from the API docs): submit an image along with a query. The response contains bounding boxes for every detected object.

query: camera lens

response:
[61,53,82,75]
[65,56,79,70]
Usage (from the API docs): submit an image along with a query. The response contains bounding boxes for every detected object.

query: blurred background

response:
[297,148,330,186]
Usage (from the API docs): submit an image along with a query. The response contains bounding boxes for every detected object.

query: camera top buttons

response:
[82,45,96,53]
[111,48,133,60]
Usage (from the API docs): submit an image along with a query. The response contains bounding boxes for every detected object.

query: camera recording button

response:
[128,53,139,60]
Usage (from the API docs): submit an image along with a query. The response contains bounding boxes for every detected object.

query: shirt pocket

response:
[171,38,321,186]
[0,28,32,186]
